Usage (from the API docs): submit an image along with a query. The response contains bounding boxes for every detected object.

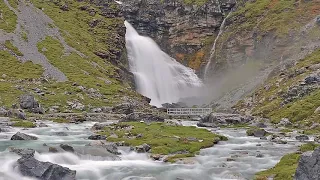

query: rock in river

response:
[11,132,38,140]
[17,157,76,180]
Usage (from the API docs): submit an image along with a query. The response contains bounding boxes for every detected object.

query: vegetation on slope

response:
[98,122,227,162]
[235,49,320,124]
[0,0,143,111]
[255,143,320,180]
[0,0,17,32]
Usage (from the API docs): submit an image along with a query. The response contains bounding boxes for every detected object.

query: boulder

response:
[19,94,44,114]
[55,132,68,136]
[10,148,35,158]
[49,147,59,153]
[112,103,134,115]
[60,144,74,153]
[17,157,76,180]
[11,132,38,140]
[246,128,267,137]
[198,113,253,127]
[295,135,309,141]
[135,143,151,153]
[295,147,320,180]
[88,134,106,140]
[123,112,164,122]
[105,143,120,155]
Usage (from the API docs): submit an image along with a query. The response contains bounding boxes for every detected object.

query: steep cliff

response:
[121,0,236,72]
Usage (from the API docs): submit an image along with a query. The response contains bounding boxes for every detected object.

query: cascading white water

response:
[204,12,232,79]
[125,21,203,107]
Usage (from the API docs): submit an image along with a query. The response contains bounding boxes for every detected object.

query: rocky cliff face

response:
[121,0,236,72]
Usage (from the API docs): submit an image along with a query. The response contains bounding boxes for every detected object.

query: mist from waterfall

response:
[124,21,202,107]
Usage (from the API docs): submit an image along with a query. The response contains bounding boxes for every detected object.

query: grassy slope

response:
[0,0,17,32]
[234,49,320,127]
[0,0,142,111]
[255,143,320,180]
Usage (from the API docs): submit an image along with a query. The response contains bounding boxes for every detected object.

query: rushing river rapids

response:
[0,121,302,180]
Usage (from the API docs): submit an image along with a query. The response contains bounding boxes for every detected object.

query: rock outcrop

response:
[295,147,320,180]
[197,113,253,127]
[121,0,236,71]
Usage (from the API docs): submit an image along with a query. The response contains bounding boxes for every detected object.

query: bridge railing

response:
[167,108,212,116]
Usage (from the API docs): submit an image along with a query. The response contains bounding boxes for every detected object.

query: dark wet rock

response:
[60,144,74,153]
[10,148,35,158]
[38,123,48,127]
[11,132,38,140]
[112,103,134,115]
[246,128,267,137]
[123,112,164,122]
[49,147,59,153]
[150,154,161,161]
[256,153,264,158]
[135,143,151,153]
[105,143,120,155]
[55,132,68,136]
[227,158,236,161]
[295,147,320,180]
[295,135,309,141]
[198,113,253,127]
[17,157,76,180]
[88,134,106,140]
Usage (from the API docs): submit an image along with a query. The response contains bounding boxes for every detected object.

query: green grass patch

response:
[51,118,70,123]
[12,120,36,128]
[0,51,43,79]
[0,0,17,32]
[4,40,23,56]
[255,143,319,180]
[98,122,227,161]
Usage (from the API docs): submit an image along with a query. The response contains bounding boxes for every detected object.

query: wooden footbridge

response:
[167,108,212,116]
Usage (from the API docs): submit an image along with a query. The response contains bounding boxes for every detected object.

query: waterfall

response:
[204,12,232,79]
[124,21,203,107]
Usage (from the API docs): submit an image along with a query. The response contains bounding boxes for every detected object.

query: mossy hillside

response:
[98,122,227,161]
[235,49,320,126]
[37,36,126,108]
[0,0,17,33]
[27,0,143,108]
[4,40,23,56]
[0,50,44,107]
[255,143,320,180]
[231,0,318,36]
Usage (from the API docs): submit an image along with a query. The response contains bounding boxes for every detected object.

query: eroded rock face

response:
[17,157,76,180]
[295,147,320,180]
[121,0,236,71]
